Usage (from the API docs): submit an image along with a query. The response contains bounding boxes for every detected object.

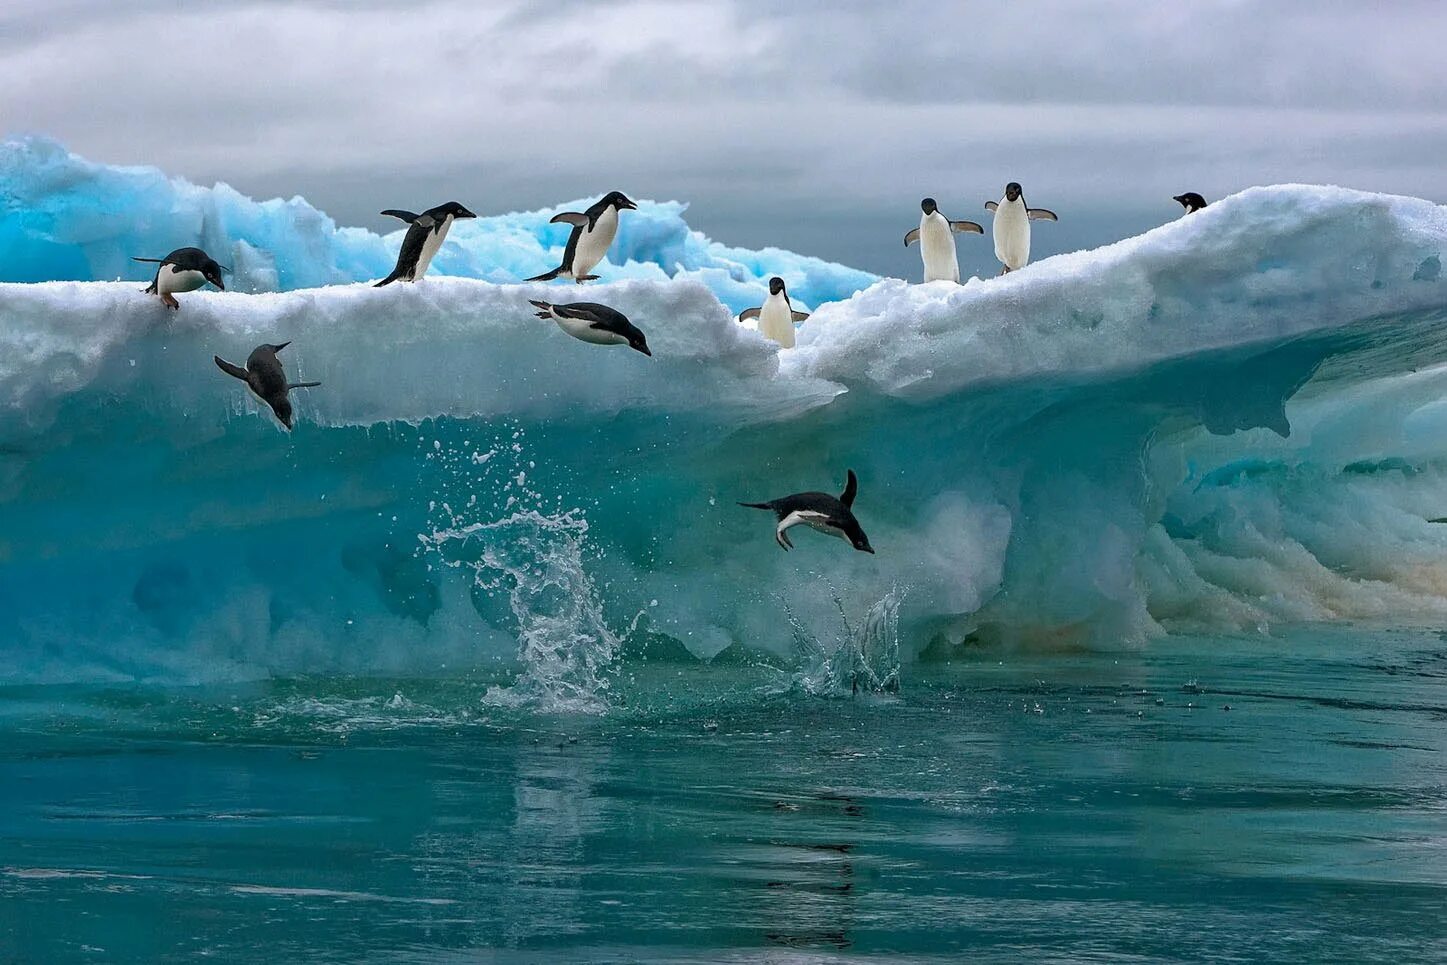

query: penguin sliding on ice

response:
[904,198,983,283]
[739,470,874,554]
[1174,192,1208,214]
[214,342,321,430]
[132,247,228,309]
[738,277,809,349]
[529,301,652,356]
[374,201,477,286]
[985,182,1056,275]
[527,191,637,283]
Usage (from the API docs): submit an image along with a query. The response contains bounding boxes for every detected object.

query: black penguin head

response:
[768,276,786,296]
[1004,182,1023,202]
[202,257,229,291]
[603,191,637,211]
[920,197,938,215]
[440,201,478,219]
[270,396,294,430]
[844,521,875,554]
[628,331,652,357]
[1173,192,1207,212]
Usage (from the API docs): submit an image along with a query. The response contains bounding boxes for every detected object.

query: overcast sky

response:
[5,0,1446,276]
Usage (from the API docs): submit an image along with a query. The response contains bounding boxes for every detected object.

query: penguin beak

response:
[212,277,225,291]
[460,208,477,219]
[621,198,638,210]
[633,343,652,357]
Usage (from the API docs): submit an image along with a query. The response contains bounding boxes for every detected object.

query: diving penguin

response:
[374,201,477,286]
[738,277,809,349]
[527,191,637,283]
[214,342,321,430]
[529,300,652,356]
[1174,192,1208,214]
[132,247,228,309]
[739,470,875,553]
[904,197,983,283]
[985,182,1056,274]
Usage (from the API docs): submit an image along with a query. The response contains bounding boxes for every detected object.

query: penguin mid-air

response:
[527,191,637,283]
[904,198,983,283]
[374,201,477,286]
[214,342,321,430]
[738,277,809,348]
[132,247,228,309]
[529,300,652,356]
[1174,192,1208,214]
[739,470,874,553]
[985,182,1057,274]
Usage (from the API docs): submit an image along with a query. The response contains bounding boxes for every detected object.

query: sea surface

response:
[3,624,1444,963]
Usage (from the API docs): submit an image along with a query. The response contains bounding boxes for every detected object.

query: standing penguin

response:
[527,191,637,283]
[132,247,228,309]
[739,470,874,553]
[213,342,321,430]
[985,182,1057,274]
[374,201,477,286]
[738,277,809,349]
[1173,192,1208,214]
[904,198,983,283]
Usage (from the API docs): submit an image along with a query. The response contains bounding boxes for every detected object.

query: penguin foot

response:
[162,293,180,309]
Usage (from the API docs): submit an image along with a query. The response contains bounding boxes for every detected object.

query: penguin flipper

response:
[950,220,985,235]
[903,228,920,247]
[214,356,249,382]
[790,311,810,323]
[984,201,998,212]
[381,209,420,224]
[738,307,761,322]
[1027,208,1058,222]
[526,267,563,282]
[840,469,858,509]
[549,212,589,227]
[131,257,166,263]
[289,381,321,390]
[738,501,775,511]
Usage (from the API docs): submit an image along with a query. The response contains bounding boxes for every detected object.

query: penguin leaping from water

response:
[985,182,1056,275]
[739,469,875,553]
[214,342,321,430]
[1174,192,1208,214]
[528,191,637,283]
[374,201,477,286]
[529,300,652,356]
[904,198,983,283]
[738,277,809,349]
[132,247,228,309]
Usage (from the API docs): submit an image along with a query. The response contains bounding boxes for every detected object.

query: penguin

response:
[213,342,321,430]
[529,300,652,356]
[739,470,874,553]
[1174,192,1208,214]
[132,247,228,309]
[904,198,983,283]
[738,277,809,348]
[985,182,1056,274]
[527,191,637,283]
[374,201,477,286]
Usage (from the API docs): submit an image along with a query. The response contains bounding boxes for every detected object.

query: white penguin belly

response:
[993,201,1030,270]
[553,314,627,346]
[413,215,453,278]
[920,215,960,283]
[758,294,796,349]
[158,267,206,295]
[571,207,618,277]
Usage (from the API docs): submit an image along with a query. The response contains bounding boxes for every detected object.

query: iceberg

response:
[2,140,1447,694]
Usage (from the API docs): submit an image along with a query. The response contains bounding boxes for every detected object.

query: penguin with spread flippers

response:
[374,201,477,286]
[214,342,320,430]
[904,198,983,283]
[133,247,228,309]
[1174,192,1208,214]
[985,182,1056,274]
[738,277,809,349]
[529,300,652,356]
[739,470,874,553]
[527,191,637,283]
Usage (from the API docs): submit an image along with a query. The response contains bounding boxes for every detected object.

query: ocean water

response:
[2,625,1445,962]
[4,144,1447,960]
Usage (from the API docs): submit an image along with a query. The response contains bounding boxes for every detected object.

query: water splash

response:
[785,585,905,697]
[420,510,621,714]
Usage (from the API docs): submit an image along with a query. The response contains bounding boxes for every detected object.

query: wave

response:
[2,146,1447,697]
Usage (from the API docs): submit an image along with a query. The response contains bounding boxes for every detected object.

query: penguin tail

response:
[526,267,563,282]
[143,280,158,294]
[374,272,402,288]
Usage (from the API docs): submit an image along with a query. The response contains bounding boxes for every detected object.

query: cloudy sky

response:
[5,0,1446,276]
